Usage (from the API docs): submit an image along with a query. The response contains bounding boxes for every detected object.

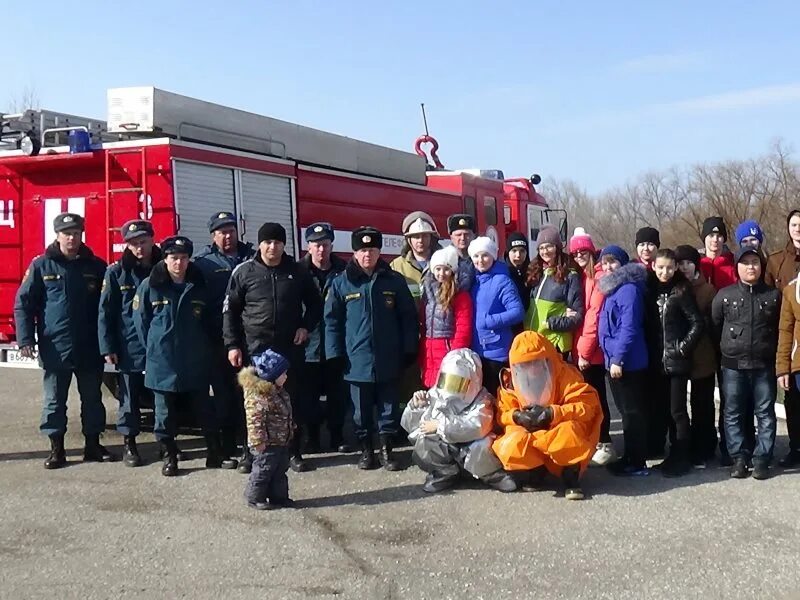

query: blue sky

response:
[5,1,800,193]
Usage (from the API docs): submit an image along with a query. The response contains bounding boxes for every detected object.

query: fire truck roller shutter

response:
[238,171,295,257]
[173,161,236,251]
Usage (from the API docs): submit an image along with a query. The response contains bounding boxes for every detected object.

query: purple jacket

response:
[598,263,649,372]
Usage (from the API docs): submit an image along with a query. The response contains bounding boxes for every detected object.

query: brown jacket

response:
[690,273,718,379]
[766,242,800,291]
[777,277,800,377]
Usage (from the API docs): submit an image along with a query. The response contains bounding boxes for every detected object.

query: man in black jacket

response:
[223,222,323,472]
[711,247,781,480]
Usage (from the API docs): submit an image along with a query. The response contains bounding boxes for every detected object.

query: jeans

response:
[244,447,290,504]
[583,365,611,444]
[721,368,777,462]
[40,369,105,437]
[152,389,215,441]
[350,381,400,440]
[718,367,755,456]
[607,370,647,467]
[116,372,145,437]
[689,375,718,460]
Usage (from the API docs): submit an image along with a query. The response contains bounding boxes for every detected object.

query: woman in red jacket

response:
[569,228,616,465]
[419,246,473,388]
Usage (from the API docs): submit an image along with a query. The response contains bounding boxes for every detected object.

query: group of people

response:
[13,206,800,509]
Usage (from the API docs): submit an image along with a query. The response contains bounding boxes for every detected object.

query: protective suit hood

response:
[505,331,560,408]
[431,348,484,412]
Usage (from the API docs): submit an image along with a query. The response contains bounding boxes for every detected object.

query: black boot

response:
[205,434,236,469]
[730,457,749,479]
[379,434,401,471]
[357,438,378,470]
[752,459,771,480]
[304,425,321,455]
[480,470,518,493]
[44,435,66,470]
[289,438,310,472]
[422,470,459,493]
[122,436,142,467]
[83,434,118,463]
[216,433,238,469]
[159,442,186,462]
[221,429,239,461]
[161,440,178,477]
[238,447,253,474]
[562,465,584,500]
[661,445,691,478]
[778,449,800,468]
[330,431,353,454]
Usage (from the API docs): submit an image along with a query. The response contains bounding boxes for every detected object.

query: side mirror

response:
[530,174,542,185]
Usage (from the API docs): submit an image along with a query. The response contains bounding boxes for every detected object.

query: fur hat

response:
[352,226,383,251]
[447,214,476,234]
[467,236,498,260]
[429,245,459,273]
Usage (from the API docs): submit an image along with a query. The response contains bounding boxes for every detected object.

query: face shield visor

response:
[510,358,555,408]
[431,349,483,411]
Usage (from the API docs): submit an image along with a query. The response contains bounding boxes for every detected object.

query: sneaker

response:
[565,487,585,501]
[591,443,617,466]
[607,459,649,477]
[752,461,770,480]
[730,458,749,479]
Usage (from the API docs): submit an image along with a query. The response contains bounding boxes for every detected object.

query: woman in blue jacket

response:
[597,245,650,476]
[468,236,525,395]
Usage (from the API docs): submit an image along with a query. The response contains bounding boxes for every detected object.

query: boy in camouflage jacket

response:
[239,349,295,510]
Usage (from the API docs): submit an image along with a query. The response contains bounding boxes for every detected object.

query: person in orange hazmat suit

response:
[492,331,602,500]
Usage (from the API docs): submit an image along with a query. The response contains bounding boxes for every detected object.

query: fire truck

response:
[0,86,565,367]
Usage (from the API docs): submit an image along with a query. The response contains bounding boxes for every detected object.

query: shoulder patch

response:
[132,295,140,310]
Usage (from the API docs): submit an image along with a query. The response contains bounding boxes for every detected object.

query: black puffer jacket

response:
[711,281,781,370]
[646,273,704,376]
[223,252,322,357]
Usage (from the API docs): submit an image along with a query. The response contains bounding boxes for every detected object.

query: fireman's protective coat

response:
[492,331,602,474]
[401,349,504,479]
[133,262,214,392]
[98,246,162,372]
[14,243,107,370]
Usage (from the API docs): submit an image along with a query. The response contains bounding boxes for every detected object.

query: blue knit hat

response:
[599,245,630,266]
[251,349,290,383]
[735,220,764,246]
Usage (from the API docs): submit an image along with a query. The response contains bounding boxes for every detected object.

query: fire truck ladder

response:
[104,147,148,258]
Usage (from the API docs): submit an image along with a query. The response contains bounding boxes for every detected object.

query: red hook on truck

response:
[414,134,445,170]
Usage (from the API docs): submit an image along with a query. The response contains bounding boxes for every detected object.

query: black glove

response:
[527,405,554,430]
[512,410,537,431]
[403,353,418,368]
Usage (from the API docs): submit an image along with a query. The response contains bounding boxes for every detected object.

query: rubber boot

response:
[422,470,459,493]
[379,434,401,471]
[44,435,67,470]
[122,436,142,467]
[83,434,118,463]
[357,438,378,470]
[161,439,178,477]
[238,446,253,474]
[481,470,518,493]
[562,465,584,500]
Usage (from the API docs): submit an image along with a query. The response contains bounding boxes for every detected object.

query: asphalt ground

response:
[1,368,799,600]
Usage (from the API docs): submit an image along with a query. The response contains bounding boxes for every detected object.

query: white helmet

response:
[405,217,437,236]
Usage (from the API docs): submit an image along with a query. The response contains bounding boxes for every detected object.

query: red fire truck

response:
[0,86,565,367]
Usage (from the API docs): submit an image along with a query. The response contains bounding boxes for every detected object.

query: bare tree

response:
[6,85,41,113]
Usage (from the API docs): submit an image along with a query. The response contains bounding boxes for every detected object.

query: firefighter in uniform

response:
[299,222,351,454]
[324,227,419,471]
[14,213,114,469]
[98,220,162,467]
[223,222,323,473]
[447,213,477,292]
[134,235,227,476]
[193,211,255,471]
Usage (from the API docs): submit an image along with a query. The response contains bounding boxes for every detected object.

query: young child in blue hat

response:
[239,349,296,510]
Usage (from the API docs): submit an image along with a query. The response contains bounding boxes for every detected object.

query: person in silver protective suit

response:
[401,348,517,493]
